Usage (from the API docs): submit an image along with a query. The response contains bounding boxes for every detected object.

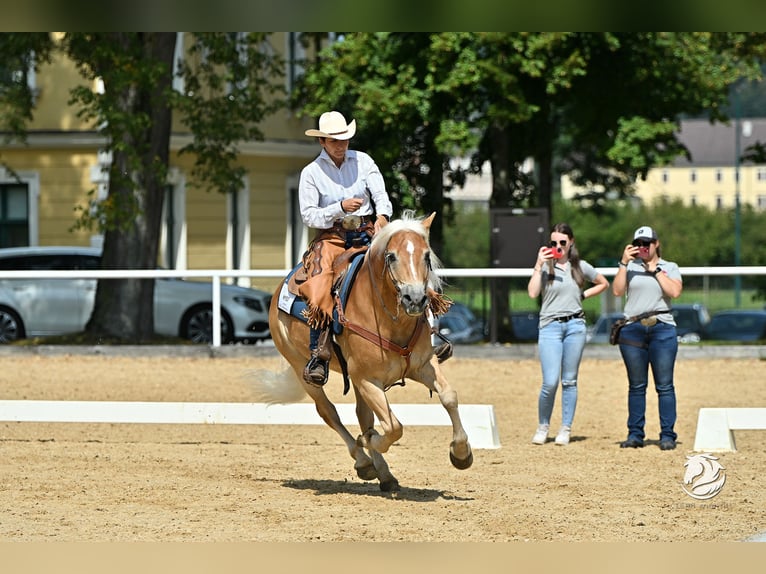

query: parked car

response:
[702,310,766,342]
[438,302,485,344]
[586,303,710,344]
[0,246,272,344]
[586,311,623,344]
[671,303,711,343]
[510,311,540,341]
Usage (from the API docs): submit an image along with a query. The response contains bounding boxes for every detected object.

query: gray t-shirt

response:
[538,260,599,328]
[622,258,682,325]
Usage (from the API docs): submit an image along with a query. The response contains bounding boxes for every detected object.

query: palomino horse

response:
[252,211,473,491]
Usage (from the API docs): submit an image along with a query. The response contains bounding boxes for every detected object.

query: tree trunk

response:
[85,33,176,342]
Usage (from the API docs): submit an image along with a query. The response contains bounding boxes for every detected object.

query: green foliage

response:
[174,33,286,194]
[0,33,53,152]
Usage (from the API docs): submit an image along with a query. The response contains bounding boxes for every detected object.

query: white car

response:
[0,246,271,344]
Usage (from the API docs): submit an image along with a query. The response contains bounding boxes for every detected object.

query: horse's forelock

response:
[370,213,443,290]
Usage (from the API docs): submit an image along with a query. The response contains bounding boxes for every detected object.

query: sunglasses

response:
[632,240,654,248]
[550,240,568,248]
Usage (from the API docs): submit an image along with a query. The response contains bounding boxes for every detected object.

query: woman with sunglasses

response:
[527,223,609,446]
[612,225,683,451]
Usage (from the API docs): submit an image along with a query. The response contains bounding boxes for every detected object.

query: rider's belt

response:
[334,215,373,231]
[553,311,585,323]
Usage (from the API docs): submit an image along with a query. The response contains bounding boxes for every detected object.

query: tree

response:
[0,33,53,157]
[295,32,766,341]
[1,32,285,342]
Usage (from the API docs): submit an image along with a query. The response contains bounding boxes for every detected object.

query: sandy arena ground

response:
[1,349,765,543]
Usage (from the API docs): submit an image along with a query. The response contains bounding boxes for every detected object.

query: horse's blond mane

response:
[370,210,443,291]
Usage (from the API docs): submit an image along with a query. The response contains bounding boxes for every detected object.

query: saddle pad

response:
[332,252,366,335]
[277,264,307,320]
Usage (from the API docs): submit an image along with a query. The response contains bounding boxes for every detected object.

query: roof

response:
[673,118,766,167]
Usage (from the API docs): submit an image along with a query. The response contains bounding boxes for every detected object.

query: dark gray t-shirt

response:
[622,258,682,325]
[538,260,599,328]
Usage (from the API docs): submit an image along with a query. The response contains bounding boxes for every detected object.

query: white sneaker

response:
[532,424,549,445]
[555,426,571,446]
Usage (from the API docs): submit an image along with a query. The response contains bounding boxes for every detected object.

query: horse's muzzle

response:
[399,284,429,316]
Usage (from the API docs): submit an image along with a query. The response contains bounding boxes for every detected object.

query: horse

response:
[251,211,473,492]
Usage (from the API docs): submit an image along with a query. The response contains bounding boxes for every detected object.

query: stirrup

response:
[303,355,329,387]
[434,341,453,364]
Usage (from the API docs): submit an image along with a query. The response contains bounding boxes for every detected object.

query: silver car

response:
[0,246,271,344]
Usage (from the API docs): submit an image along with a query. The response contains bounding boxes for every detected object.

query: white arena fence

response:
[2,265,766,347]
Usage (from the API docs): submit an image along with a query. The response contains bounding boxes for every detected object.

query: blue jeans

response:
[537,318,587,427]
[618,320,678,442]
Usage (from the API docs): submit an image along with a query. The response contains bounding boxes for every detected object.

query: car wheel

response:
[0,307,25,343]
[180,305,234,344]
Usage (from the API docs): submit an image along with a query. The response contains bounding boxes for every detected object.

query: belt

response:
[553,311,585,323]
[333,215,373,231]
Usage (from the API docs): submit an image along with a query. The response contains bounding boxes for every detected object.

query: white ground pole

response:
[693,408,766,452]
[0,401,501,450]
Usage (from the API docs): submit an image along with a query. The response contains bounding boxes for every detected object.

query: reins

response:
[334,245,429,387]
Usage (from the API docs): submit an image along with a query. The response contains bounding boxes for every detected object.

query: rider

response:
[297,110,393,387]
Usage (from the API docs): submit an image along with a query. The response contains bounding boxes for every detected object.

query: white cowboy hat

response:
[304,111,356,140]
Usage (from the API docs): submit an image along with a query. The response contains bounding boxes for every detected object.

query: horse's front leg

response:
[353,380,403,455]
[352,385,399,492]
[304,385,376,478]
[420,356,474,470]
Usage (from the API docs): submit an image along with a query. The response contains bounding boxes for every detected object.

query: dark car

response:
[703,310,766,342]
[438,302,485,344]
[510,311,540,341]
[587,303,711,344]
[671,303,711,343]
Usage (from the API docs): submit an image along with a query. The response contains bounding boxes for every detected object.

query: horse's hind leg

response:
[353,386,399,492]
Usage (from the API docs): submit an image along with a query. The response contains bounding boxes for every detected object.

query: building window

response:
[227,181,250,286]
[715,194,724,209]
[689,170,697,183]
[758,167,766,182]
[758,195,766,210]
[0,184,29,248]
[661,170,669,183]
[690,195,697,206]
[286,32,306,97]
[161,170,186,270]
[715,169,723,183]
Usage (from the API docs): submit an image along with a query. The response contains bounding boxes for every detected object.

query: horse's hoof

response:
[450,450,474,470]
[379,478,400,492]
[355,463,378,481]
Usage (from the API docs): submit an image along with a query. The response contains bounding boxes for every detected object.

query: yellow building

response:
[0,33,327,292]
[561,118,766,212]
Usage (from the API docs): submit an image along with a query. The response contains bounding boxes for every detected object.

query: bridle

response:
[334,235,431,385]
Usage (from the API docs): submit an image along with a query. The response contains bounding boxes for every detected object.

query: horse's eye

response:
[385,252,397,265]
[424,252,432,270]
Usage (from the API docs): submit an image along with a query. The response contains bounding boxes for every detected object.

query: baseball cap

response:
[633,226,658,241]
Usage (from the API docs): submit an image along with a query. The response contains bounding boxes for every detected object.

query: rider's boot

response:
[304,326,331,387]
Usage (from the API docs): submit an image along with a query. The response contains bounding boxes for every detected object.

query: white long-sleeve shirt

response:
[298,148,393,229]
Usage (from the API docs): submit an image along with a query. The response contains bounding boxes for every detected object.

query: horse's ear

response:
[423,212,436,231]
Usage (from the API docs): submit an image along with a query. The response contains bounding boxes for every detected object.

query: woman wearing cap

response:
[612,225,683,450]
[527,222,609,446]
[297,110,393,386]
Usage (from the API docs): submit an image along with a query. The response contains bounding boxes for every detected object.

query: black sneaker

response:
[620,437,644,448]
[659,439,677,451]
[303,357,328,387]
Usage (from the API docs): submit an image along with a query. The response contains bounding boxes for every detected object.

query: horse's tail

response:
[245,365,307,404]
